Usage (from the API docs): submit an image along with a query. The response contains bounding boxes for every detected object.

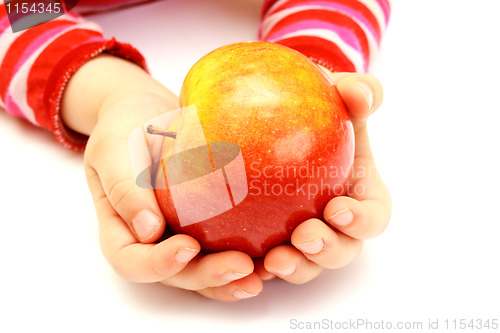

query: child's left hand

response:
[260,71,392,283]
[62,55,263,302]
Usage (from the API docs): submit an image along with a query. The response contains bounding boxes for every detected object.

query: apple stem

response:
[146,125,177,139]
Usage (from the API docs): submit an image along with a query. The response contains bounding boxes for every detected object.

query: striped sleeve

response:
[259,0,391,73]
[0,1,148,151]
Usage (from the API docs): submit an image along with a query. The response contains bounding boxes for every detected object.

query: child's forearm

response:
[61,55,174,136]
[259,0,391,73]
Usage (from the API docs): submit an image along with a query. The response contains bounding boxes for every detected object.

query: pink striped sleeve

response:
[259,0,391,73]
[0,0,148,151]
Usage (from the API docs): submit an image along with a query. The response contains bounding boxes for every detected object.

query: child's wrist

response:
[61,54,172,136]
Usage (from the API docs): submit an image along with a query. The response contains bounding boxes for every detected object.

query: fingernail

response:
[223,271,250,282]
[261,273,276,281]
[326,208,354,226]
[356,81,374,112]
[233,289,257,300]
[131,210,161,242]
[174,248,198,264]
[276,264,296,277]
[295,238,325,255]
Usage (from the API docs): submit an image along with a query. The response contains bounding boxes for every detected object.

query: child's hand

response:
[261,72,392,283]
[62,55,263,302]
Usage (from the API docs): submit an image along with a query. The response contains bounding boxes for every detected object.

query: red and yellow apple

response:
[154,41,354,258]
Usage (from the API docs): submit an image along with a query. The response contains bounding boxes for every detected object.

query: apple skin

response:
[154,41,354,258]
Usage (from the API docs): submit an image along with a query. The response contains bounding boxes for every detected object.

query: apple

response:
[153,41,354,258]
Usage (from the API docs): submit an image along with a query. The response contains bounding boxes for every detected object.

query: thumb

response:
[85,93,178,243]
[86,161,165,243]
[321,69,384,122]
[327,73,384,164]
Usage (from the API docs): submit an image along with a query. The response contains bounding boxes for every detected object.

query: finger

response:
[324,195,391,240]
[165,251,255,290]
[325,125,392,240]
[84,94,179,243]
[264,245,323,285]
[85,147,165,244]
[254,258,276,281]
[107,235,201,283]
[195,273,263,302]
[325,83,392,240]
[326,72,384,121]
[291,219,364,269]
[324,139,392,240]
[90,170,201,282]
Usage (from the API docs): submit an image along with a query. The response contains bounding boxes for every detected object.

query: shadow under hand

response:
[109,246,374,326]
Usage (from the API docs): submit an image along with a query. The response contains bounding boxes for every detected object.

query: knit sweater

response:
[0,0,390,151]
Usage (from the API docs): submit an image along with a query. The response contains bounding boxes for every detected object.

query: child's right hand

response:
[62,55,263,302]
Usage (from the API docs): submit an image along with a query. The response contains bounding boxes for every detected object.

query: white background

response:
[1,0,499,332]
